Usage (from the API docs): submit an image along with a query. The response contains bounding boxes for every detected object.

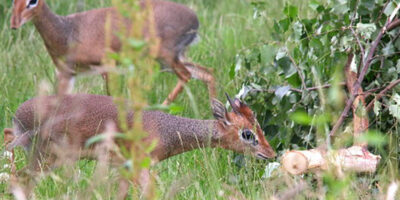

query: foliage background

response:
[0,0,399,199]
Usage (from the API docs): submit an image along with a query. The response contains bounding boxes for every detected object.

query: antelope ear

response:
[211,98,230,124]
[237,101,254,119]
[225,93,240,114]
[227,95,255,122]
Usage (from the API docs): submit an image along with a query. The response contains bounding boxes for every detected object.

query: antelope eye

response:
[241,129,254,141]
[27,0,38,8]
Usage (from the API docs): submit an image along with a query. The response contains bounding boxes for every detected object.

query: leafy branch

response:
[329,4,400,137]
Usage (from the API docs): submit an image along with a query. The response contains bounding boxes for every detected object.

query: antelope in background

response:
[4,94,276,198]
[10,0,216,105]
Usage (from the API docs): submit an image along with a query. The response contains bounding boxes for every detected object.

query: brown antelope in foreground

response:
[10,0,216,105]
[4,94,275,198]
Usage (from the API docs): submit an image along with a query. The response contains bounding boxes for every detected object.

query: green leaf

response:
[389,93,400,120]
[260,45,276,66]
[314,113,330,125]
[145,139,158,154]
[393,93,400,104]
[389,104,400,120]
[121,58,133,66]
[279,18,291,32]
[290,111,312,125]
[397,59,400,73]
[275,47,287,60]
[359,0,376,12]
[310,38,323,50]
[108,52,120,61]
[275,86,291,99]
[277,57,296,78]
[284,5,298,19]
[395,38,400,51]
[168,104,184,115]
[140,157,152,168]
[85,134,107,148]
[384,2,397,16]
[293,21,304,41]
[262,162,281,179]
[331,0,350,15]
[356,23,376,40]
[356,130,387,147]
[373,100,381,116]
[85,133,126,148]
[309,0,320,10]
[339,35,353,52]
[128,38,146,50]
[382,42,395,57]
[144,104,169,111]
[286,73,301,87]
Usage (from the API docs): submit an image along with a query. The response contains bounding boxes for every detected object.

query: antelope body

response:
[4,94,275,198]
[5,94,275,166]
[10,0,216,104]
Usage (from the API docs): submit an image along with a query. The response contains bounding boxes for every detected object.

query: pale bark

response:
[281,146,381,175]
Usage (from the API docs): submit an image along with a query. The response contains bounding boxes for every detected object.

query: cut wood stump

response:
[281,146,381,175]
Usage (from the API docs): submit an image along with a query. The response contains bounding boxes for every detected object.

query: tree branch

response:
[350,27,365,61]
[366,79,400,111]
[388,18,400,31]
[329,5,400,137]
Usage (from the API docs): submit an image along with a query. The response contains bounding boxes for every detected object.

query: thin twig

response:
[349,0,365,61]
[287,53,307,90]
[350,27,365,61]
[291,83,337,93]
[257,82,345,94]
[366,79,400,111]
[329,5,400,137]
[376,0,391,24]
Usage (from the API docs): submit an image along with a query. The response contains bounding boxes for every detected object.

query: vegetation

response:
[1,0,400,199]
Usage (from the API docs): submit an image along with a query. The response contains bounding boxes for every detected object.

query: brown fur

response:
[5,94,275,198]
[10,0,216,103]
[7,94,275,164]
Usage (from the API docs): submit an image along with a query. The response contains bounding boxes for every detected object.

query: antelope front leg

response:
[56,71,75,95]
[183,62,216,101]
[162,60,191,106]
[162,80,186,106]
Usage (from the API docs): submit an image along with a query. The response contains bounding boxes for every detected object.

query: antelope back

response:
[8,95,128,152]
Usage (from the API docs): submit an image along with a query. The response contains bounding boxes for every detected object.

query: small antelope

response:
[4,94,275,198]
[5,94,275,165]
[10,0,215,104]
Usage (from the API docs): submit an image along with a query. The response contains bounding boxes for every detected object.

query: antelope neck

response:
[144,111,220,160]
[32,2,71,55]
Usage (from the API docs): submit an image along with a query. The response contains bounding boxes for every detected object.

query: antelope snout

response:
[256,148,277,160]
[10,16,22,30]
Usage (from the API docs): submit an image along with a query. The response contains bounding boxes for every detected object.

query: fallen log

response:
[281,146,381,175]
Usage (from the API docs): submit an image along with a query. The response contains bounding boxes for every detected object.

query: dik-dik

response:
[10,0,215,105]
[5,94,275,166]
[4,94,275,197]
